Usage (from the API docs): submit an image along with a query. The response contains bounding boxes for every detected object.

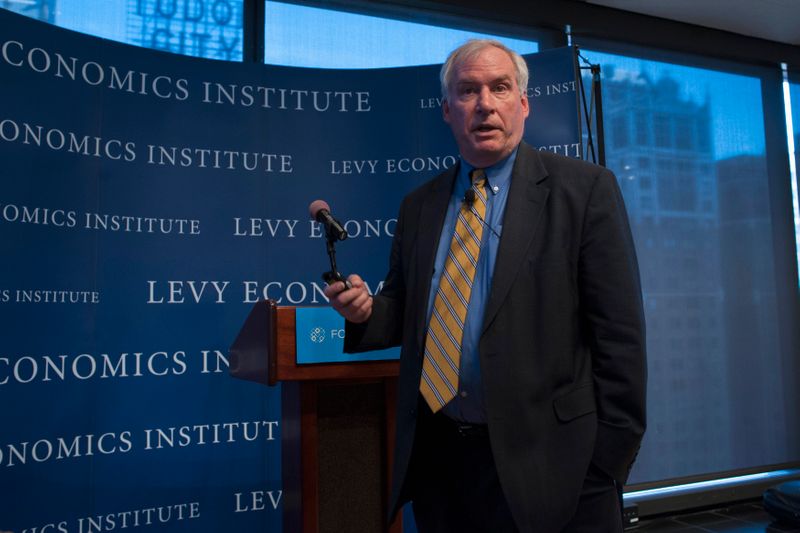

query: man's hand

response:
[323,274,373,324]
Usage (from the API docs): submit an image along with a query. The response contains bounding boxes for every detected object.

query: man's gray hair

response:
[440,39,529,99]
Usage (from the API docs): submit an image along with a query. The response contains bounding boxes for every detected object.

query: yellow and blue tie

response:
[420,168,488,412]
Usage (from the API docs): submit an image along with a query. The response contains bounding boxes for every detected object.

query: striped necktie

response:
[420,168,488,412]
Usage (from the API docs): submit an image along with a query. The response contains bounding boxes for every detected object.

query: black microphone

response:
[309,199,347,241]
[461,189,500,239]
[464,188,476,208]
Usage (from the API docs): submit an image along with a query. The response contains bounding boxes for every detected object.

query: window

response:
[790,81,800,280]
[635,112,650,146]
[612,116,630,147]
[579,46,797,485]
[675,118,693,150]
[1,0,243,60]
[654,114,671,148]
[263,1,536,68]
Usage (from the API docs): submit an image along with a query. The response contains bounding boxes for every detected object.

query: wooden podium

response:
[230,300,402,533]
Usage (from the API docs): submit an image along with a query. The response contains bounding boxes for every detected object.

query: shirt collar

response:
[458,145,519,195]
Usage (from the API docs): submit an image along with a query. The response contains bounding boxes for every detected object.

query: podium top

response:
[229,299,400,386]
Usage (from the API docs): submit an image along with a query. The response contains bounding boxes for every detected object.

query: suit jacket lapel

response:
[482,143,550,333]
[413,164,458,348]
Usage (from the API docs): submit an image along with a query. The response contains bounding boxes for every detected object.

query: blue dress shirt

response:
[425,147,517,423]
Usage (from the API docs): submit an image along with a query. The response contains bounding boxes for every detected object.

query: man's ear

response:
[521,94,530,118]
[442,98,451,124]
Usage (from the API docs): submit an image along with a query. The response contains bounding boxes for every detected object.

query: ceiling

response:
[584,0,800,46]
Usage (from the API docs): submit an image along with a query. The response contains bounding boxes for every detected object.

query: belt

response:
[455,423,489,438]
[435,413,489,438]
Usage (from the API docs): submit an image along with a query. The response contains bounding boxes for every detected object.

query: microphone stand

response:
[322,224,351,288]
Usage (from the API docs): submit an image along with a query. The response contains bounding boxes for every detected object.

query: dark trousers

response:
[408,408,623,533]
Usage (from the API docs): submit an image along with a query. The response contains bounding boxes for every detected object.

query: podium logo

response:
[309,327,326,343]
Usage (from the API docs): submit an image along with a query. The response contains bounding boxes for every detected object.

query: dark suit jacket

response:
[346,142,647,533]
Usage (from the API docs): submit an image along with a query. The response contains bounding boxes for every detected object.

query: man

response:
[324,39,646,532]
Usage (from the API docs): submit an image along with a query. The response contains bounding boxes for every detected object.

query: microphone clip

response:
[462,188,501,239]
[463,188,476,209]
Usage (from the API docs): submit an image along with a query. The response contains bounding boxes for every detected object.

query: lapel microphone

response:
[462,188,500,239]
[463,188,476,208]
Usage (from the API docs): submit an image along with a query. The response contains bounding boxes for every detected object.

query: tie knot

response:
[470,168,487,189]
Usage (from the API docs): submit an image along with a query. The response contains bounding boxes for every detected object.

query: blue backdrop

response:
[0,9,580,531]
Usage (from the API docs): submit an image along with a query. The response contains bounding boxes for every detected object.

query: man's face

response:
[443,46,529,168]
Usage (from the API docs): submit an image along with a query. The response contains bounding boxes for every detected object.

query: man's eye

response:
[494,84,510,93]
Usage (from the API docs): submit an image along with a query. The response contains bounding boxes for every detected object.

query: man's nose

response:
[475,87,495,113]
